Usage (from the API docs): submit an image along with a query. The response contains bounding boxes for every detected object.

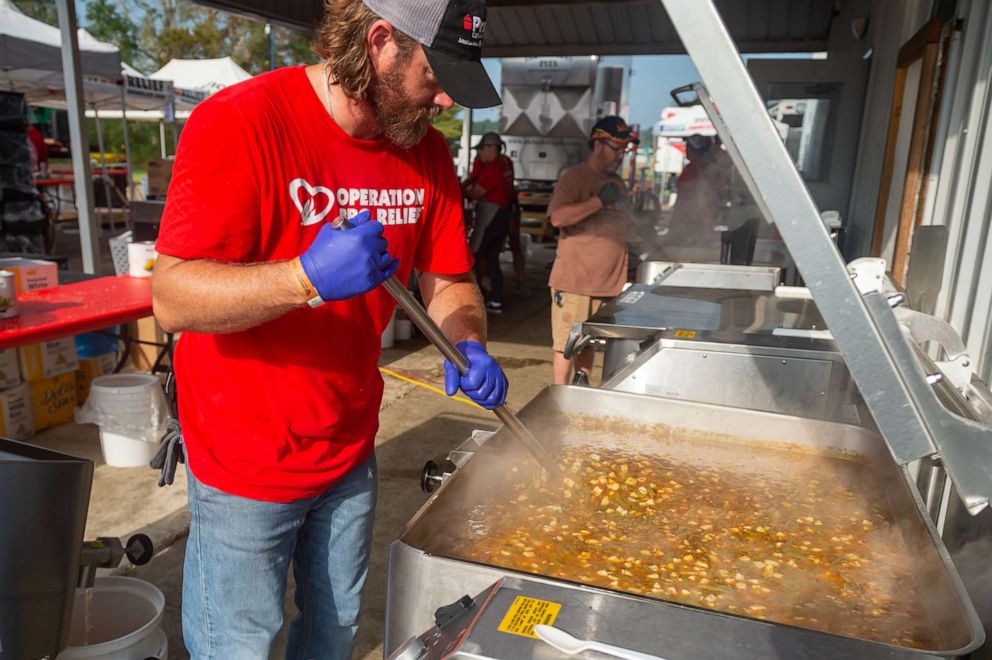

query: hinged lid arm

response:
[659,0,992,514]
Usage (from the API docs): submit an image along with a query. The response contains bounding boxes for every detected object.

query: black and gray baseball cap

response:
[362,0,501,109]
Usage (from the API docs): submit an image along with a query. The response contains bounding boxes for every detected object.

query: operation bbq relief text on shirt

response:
[289,177,425,227]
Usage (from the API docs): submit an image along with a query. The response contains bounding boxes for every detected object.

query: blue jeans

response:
[182,454,377,660]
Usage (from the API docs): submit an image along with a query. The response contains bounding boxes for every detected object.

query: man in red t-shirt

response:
[152,1,505,657]
[463,131,511,312]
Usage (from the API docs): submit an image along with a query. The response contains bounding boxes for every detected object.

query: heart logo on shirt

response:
[289,178,334,226]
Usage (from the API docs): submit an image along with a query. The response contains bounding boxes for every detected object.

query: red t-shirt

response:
[469,153,514,193]
[468,157,511,207]
[156,66,472,502]
[27,126,47,167]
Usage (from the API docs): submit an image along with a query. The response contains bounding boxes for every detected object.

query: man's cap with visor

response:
[472,132,502,149]
[591,116,639,145]
[361,0,501,109]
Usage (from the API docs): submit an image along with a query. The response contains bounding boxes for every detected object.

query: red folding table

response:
[0,276,168,371]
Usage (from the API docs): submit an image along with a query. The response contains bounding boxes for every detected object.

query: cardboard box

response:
[76,353,118,405]
[29,372,77,432]
[0,258,58,292]
[147,158,174,197]
[0,382,34,440]
[128,317,170,372]
[19,338,79,381]
[0,348,20,389]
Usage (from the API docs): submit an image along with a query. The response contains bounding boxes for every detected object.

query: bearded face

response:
[372,57,443,149]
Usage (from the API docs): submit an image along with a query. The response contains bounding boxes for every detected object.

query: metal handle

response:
[333,218,560,476]
[563,322,592,360]
[384,278,468,372]
[383,276,560,477]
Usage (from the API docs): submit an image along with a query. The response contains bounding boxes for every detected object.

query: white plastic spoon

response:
[533,624,667,660]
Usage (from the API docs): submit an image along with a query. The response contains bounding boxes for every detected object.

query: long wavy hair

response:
[311,0,417,102]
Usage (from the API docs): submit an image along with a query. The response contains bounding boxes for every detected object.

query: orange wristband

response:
[290,258,322,306]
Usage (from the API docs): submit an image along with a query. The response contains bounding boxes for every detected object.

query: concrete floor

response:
[28,234,571,659]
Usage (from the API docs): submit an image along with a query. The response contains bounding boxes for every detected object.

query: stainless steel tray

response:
[581,284,826,342]
[386,386,983,658]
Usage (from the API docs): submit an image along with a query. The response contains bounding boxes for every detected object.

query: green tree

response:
[85,0,145,69]
[471,118,499,135]
[432,105,464,156]
[433,105,463,141]
[87,118,164,171]
[133,0,316,74]
[11,0,57,25]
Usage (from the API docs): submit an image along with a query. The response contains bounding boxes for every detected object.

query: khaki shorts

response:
[550,290,611,352]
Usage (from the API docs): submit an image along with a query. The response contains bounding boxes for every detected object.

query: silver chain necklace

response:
[322,61,335,119]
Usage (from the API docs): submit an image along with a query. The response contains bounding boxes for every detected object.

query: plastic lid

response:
[90,373,161,394]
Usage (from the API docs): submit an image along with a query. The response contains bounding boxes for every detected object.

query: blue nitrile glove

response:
[299,210,399,302]
[444,340,508,410]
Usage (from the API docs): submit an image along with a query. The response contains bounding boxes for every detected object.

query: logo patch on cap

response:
[464,14,485,39]
[374,0,500,108]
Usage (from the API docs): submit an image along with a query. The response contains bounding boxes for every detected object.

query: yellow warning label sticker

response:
[673,329,697,338]
[497,595,561,638]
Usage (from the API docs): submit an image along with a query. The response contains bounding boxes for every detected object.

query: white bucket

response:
[395,317,412,341]
[381,313,396,349]
[98,429,159,468]
[84,374,166,468]
[58,577,167,660]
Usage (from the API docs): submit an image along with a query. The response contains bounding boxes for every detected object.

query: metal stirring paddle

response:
[330,216,560,476]
[380,276,561,478]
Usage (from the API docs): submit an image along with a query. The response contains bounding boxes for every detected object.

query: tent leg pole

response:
[94,108,115,233]
[120,85,136,207]
[159,121,167,159]
[56,0,99,274]
[459,107,473,179]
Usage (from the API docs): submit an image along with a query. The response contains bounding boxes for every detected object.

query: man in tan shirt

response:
[547,116,638,384]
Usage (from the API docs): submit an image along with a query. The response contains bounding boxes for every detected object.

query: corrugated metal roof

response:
[484,0,834,56]
[193,0,835,55]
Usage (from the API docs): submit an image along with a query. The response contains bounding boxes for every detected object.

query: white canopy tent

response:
[1,0,126,270]
[26,63,180,204]
[0,1,121,93]
[79,57,248,128]
[85,59,219,123]
[23,67,176,113]
[0,2,214,263]
[149,56,251,95]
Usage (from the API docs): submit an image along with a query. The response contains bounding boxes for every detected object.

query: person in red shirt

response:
[463,131,512,312]
[152,0,505,657]
[26,123,48,174]
[467,138,531,301]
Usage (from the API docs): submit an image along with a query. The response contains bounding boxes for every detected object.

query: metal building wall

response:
[845,0,932,260]
[926,0,992,382]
